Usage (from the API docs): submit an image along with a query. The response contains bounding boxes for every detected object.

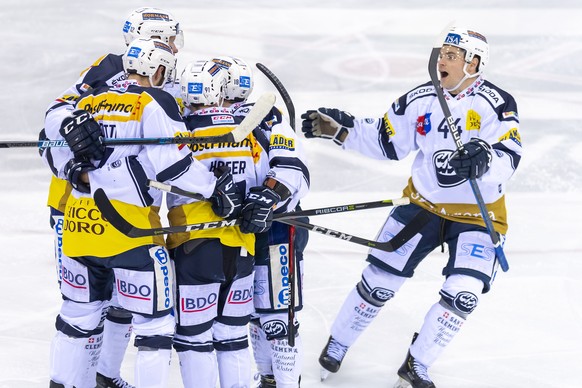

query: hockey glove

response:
[301,108,354,146]
[240,186,281,234]
[449,138,492,179]
[60,109,105,160]
[209,166,243,219]
[64,157,95,194]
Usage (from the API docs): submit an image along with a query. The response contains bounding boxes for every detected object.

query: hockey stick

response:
[276,210,430,252]
[256,63,295,129]
[93,188,417,251]
[256,62,298,344]
[429,25,509,272]
[147,179,409,219]
[0,92,275,149]
[287,223,296,347]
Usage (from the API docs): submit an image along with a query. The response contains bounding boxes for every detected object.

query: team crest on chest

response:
[416,113,432,136]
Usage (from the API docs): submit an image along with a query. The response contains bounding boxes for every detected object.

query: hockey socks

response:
[135,348,172,388]
[409,301,466,367]
[177,349,218,388]
[50,331,103,388]
[330,286,381,347]
[97,316,132,381]
[269,336,303,388]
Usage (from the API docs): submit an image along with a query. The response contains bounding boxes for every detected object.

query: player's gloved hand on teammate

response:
[64,157,95,194]
[60,109,105,160]
[449,138,492,179]
[209,165,243,219]
[240,186,281,234]
[301,108,354,146]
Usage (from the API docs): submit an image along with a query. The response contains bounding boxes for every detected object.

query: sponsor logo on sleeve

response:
[383,114,396,137]
[498,127,522,147]
[270,134,295,151]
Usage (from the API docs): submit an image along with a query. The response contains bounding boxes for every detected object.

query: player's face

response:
[437,45,474,93]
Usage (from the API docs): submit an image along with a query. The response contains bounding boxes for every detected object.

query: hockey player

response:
[41,7,184,388]
[167,59,256,388]
[215,56,310,388]
[48,38,241,388]
[301,26,522,388]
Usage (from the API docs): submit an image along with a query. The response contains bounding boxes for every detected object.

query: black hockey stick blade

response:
[256,63,296,130]
[1,93,275,149]
[94,188,240,238]
[94,187,423,250]
[277,209,430,253]
[428,24,509,272]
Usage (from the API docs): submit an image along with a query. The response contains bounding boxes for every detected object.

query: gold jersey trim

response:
[63,196,164,258]
[166,201,255,255]
[402,178,508,234]
[47,176,73,212]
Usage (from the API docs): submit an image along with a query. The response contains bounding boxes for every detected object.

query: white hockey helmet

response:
[122,7,184,50]
[123,38,177,88]
[211,56,254,101]
[442,26,489,74]
[180,60,227,106]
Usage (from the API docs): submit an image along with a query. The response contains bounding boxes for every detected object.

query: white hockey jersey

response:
[62,81,217,258]
[343,77,521,234]
[42,53,185,212]
[165,104,310,254]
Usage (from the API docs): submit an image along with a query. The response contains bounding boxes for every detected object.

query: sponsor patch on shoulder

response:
[270,134,295,150]
[406,85,435,105]
[502,111,518,120]
[477,84,505,108]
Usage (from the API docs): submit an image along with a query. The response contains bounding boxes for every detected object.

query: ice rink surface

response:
[0,1,581,387]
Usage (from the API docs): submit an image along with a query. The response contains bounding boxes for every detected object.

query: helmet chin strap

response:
[444,62,480,93]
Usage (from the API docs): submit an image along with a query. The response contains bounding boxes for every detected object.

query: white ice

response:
[0,1,581,387]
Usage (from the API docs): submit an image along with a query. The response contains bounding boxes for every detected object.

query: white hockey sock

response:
[270,336,303,388]
[250,320,273,376]
[177,349,218,388]
[216,348,252,388]
[50,331,100,388]
[135,348,171,388]
[330,287,381,347]
[97,319,132,379]
[410,302,466,367]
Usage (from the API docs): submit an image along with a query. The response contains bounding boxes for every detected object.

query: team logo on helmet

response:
[444,33,461,45]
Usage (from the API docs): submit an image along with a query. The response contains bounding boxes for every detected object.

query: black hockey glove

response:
[60,109,105,160]
[64,157,95,194]
[209,166,243,219]
[301,108,354,146]
[449,138,492,179]
[240,186,281,234]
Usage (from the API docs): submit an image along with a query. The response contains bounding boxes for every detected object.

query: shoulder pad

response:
[405,81,436,106]
[145,88,183,122]
[477,81,519,122]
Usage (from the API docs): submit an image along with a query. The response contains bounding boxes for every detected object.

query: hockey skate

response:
[393,350,436,388]
[319,336,349,381]
[96,372,135,388]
